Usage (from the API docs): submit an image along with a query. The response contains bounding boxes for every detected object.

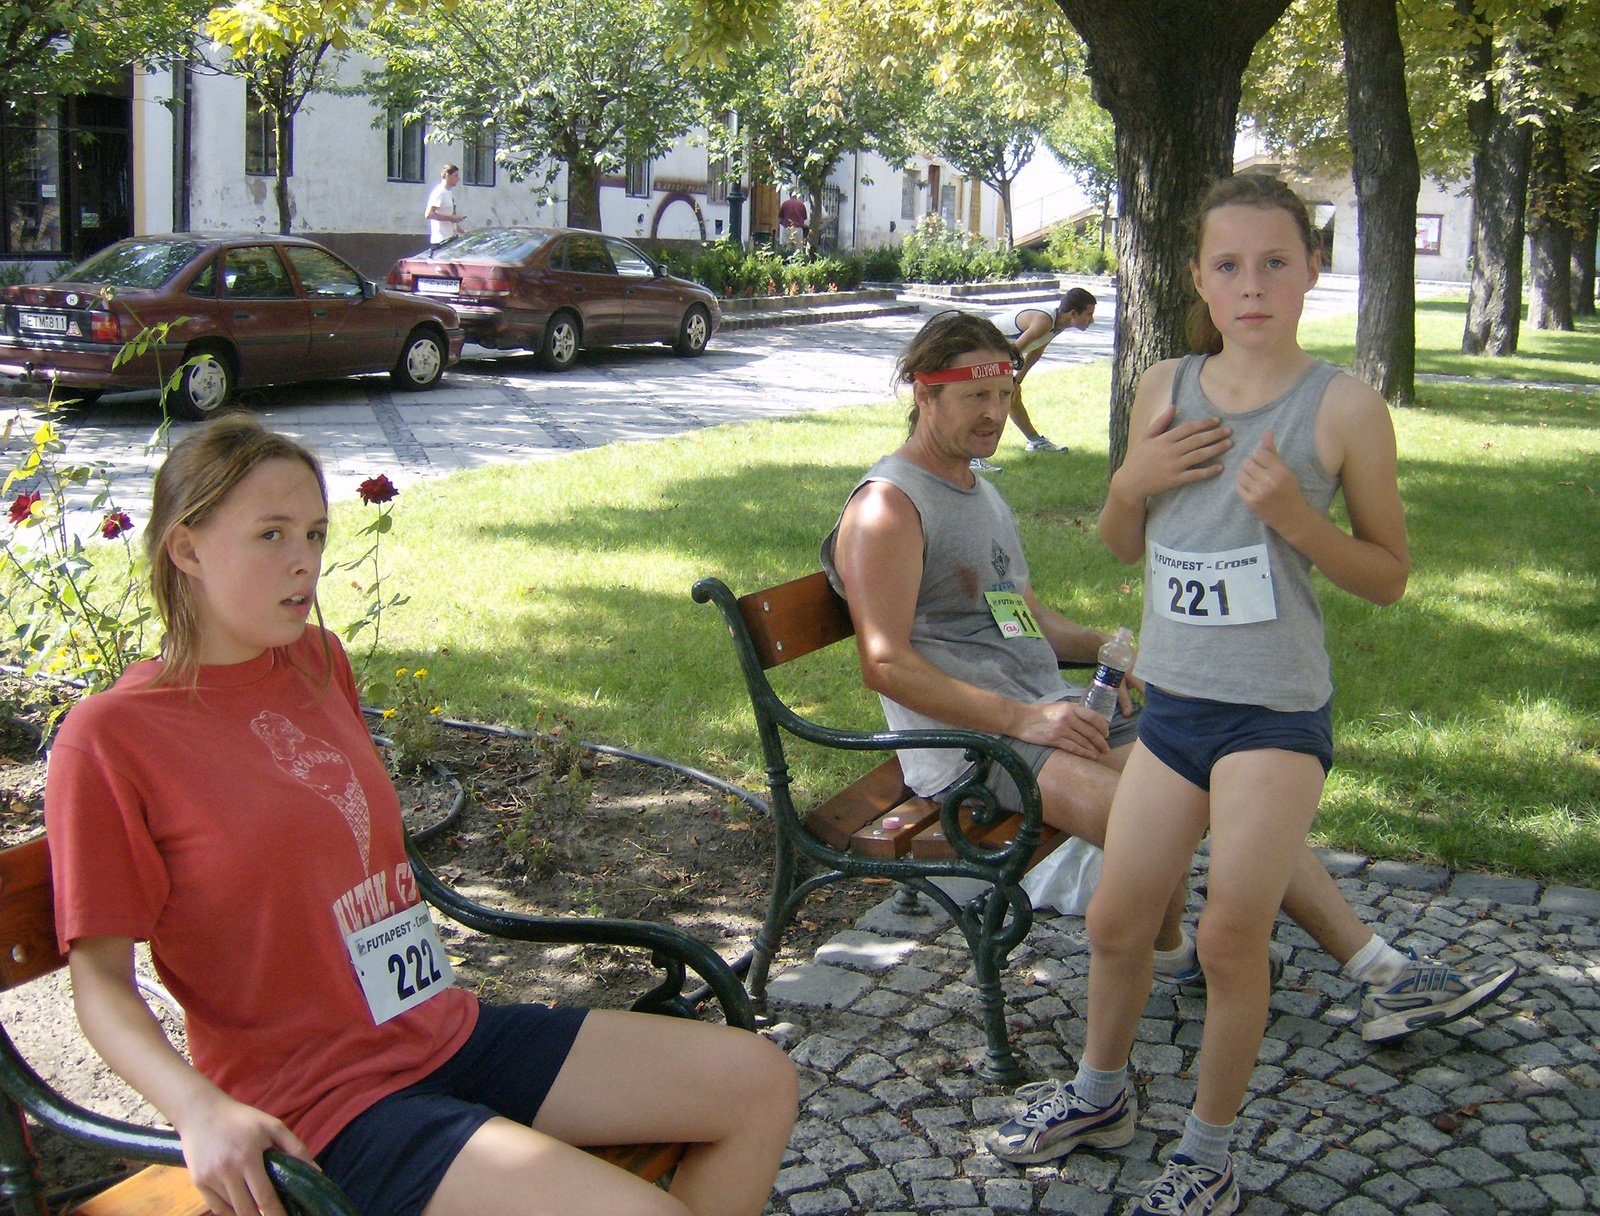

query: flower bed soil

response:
[0,685,877,1193]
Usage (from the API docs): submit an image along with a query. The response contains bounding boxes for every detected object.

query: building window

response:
[463,125,496,187]
[939,183,957,225]
[625,158,652,198]
[707,153,729,204]
[901,169,919,220]
[1416,214,1443,255]
[245,90,288,177]
[387,110,425,183]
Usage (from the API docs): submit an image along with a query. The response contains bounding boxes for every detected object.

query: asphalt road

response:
[17,274,1391,519]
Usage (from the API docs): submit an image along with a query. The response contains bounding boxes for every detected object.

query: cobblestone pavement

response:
[756,853,1600,1216]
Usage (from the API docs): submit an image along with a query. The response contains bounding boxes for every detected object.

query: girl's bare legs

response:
[1191,749,1323,1124]
[1082,742,1212,1071]
[424,1011,797,1216]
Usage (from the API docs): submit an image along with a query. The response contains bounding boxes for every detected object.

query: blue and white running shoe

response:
[986,1079,1135,1164]
[1131,1152,1239,1216]
[1361,950,1518,1042]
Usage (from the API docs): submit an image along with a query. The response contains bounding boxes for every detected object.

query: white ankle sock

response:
[1152,928,1196,978]
[1344,935,1407,986]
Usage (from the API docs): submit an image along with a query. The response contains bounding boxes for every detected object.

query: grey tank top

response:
[1135,355,1342,711]
[821,455,1068,794]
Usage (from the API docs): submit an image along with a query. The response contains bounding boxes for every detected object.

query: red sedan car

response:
[0,234,464,419]
[388,227,721,371]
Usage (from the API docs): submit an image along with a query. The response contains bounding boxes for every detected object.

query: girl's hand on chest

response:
[1235,430,1310,532]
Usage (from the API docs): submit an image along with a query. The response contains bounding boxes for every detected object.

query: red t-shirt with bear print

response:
[45,628,477,1155]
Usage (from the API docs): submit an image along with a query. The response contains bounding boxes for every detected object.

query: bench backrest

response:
[0,836,64,994]
[736,571,855,669]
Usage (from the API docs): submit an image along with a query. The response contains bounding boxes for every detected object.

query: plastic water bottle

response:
[1084,628,1135,721]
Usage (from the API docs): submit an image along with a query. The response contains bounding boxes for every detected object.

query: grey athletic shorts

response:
[942,689,1140,815]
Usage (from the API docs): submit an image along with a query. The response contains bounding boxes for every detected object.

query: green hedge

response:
[898,215,1021,284]
[657,243,870,297]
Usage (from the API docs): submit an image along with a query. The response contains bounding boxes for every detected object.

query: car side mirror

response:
[652,263,665,278]
[361,279,378,299]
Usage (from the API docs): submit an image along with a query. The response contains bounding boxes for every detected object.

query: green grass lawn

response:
[1302,299,1600,385]
[321,344,1600,886]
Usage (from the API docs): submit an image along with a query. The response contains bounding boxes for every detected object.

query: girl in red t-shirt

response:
[48,416,796,1216]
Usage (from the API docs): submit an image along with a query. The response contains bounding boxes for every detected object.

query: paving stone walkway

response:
[755,852,1600,1216]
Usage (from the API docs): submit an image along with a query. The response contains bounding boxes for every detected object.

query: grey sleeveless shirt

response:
[821,455,1069,794]
[1135,355,1342,711]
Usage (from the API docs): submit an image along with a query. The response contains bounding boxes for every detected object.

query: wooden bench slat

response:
[0,835,65,992]
[586,1141,687,1183]
[736,571,855,670]
[847,797,943,858]
[74,1166,209,1216]
[804,758,919,850]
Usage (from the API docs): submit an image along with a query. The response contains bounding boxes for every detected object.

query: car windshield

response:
[59,241,208,289]
[431,229,553,262]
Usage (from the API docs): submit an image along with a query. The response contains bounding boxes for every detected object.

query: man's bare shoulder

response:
[841,477,922,538]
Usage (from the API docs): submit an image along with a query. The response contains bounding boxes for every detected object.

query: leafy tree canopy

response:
[0,0,207,105]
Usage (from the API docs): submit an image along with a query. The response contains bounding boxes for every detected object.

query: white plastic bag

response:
[1020,834,1103,916]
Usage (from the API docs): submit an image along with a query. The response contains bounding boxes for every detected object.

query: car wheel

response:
[170,345,235,421]
[539,312,580,372]
[674,305,711,357]
[392,327,446,390]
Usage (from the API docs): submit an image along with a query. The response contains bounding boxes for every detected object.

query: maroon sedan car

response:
[387,227,720,371]
[0,234,464,419]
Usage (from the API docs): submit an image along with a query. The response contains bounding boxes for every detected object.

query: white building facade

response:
[123,56,1008,278]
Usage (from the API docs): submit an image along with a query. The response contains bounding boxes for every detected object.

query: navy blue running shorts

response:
[317,1002,588,1216]
[1137,684,1333,792]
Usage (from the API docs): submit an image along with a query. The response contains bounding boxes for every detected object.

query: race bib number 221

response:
[1150,541,1277,626]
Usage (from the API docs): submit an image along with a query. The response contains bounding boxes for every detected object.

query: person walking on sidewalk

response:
[971,288,1097,473]
[425,164,466,249]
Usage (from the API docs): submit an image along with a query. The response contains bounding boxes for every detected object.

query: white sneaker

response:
[1361,951,1519,1042]
[986,1079,1135,1164]
[970,457,1004,474]
[1025,436,1068,452]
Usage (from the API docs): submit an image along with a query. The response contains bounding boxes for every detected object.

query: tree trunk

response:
[1338,0,1418,406]
[1056,1,1293,471]
[808,182,825,253]
[1573,201,1598,317]
[1459,19,1532,356]
[998,178,1014,247]
[566,159,602,230]
[1527,126,1573,331]
[273,110,292,235]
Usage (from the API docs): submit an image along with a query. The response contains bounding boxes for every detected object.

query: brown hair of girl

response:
[895,311,1021,436]
[146,415,331,687]
[1186,174,1319,355]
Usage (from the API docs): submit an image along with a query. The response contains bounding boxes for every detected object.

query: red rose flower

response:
[100,510,133,540]
[357,474,398,505]
[7,491,40,525]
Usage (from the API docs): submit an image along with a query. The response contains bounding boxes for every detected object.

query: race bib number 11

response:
[345,903,455,1025]
[984,591,1045,639]
[1150,541,1277,627]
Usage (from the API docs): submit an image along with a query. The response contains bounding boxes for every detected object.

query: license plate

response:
[415,278,460,297]
[18,311,70,334]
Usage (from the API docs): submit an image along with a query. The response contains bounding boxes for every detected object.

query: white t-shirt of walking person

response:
[426,178,462,246]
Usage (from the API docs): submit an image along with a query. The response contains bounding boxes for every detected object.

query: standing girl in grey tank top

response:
[1024,177,1410,1216]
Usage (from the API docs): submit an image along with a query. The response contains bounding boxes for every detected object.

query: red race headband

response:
[913,359,1017,385]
